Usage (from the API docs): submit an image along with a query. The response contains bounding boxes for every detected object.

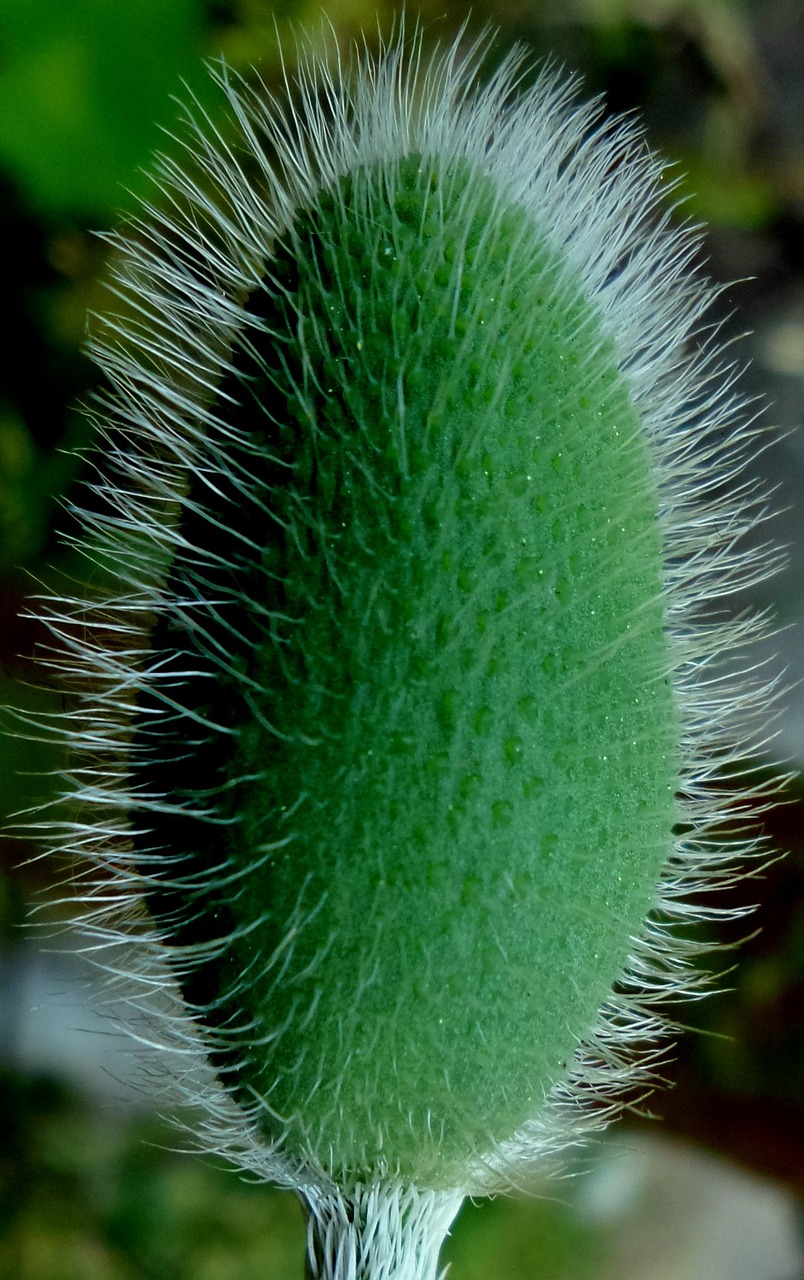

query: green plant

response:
[33,23,781,1279]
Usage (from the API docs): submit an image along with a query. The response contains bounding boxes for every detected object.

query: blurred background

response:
[0,0,803,1276]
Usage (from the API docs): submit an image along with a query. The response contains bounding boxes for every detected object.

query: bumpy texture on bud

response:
[35,23,781,1278]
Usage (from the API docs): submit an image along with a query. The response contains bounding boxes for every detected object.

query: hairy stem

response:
[301,1183,464,1280]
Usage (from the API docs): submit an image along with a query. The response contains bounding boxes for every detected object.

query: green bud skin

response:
[136,153,679,1184]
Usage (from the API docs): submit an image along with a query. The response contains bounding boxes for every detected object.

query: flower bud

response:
[38,24,782,1278]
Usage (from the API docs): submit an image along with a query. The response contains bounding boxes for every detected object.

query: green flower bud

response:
[36,24,782,1280]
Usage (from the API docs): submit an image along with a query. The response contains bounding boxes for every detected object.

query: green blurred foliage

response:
[0,0,211,218]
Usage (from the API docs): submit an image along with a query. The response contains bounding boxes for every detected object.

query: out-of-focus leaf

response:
[673,154,778,229]
[0,0,209,217]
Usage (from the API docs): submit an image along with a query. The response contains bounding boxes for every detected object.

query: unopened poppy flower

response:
[37,24,782,1280]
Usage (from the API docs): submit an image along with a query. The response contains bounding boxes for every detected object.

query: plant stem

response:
[301,1182,464,1280]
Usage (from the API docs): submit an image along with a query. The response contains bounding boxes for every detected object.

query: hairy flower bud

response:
[35,24,782,1279]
